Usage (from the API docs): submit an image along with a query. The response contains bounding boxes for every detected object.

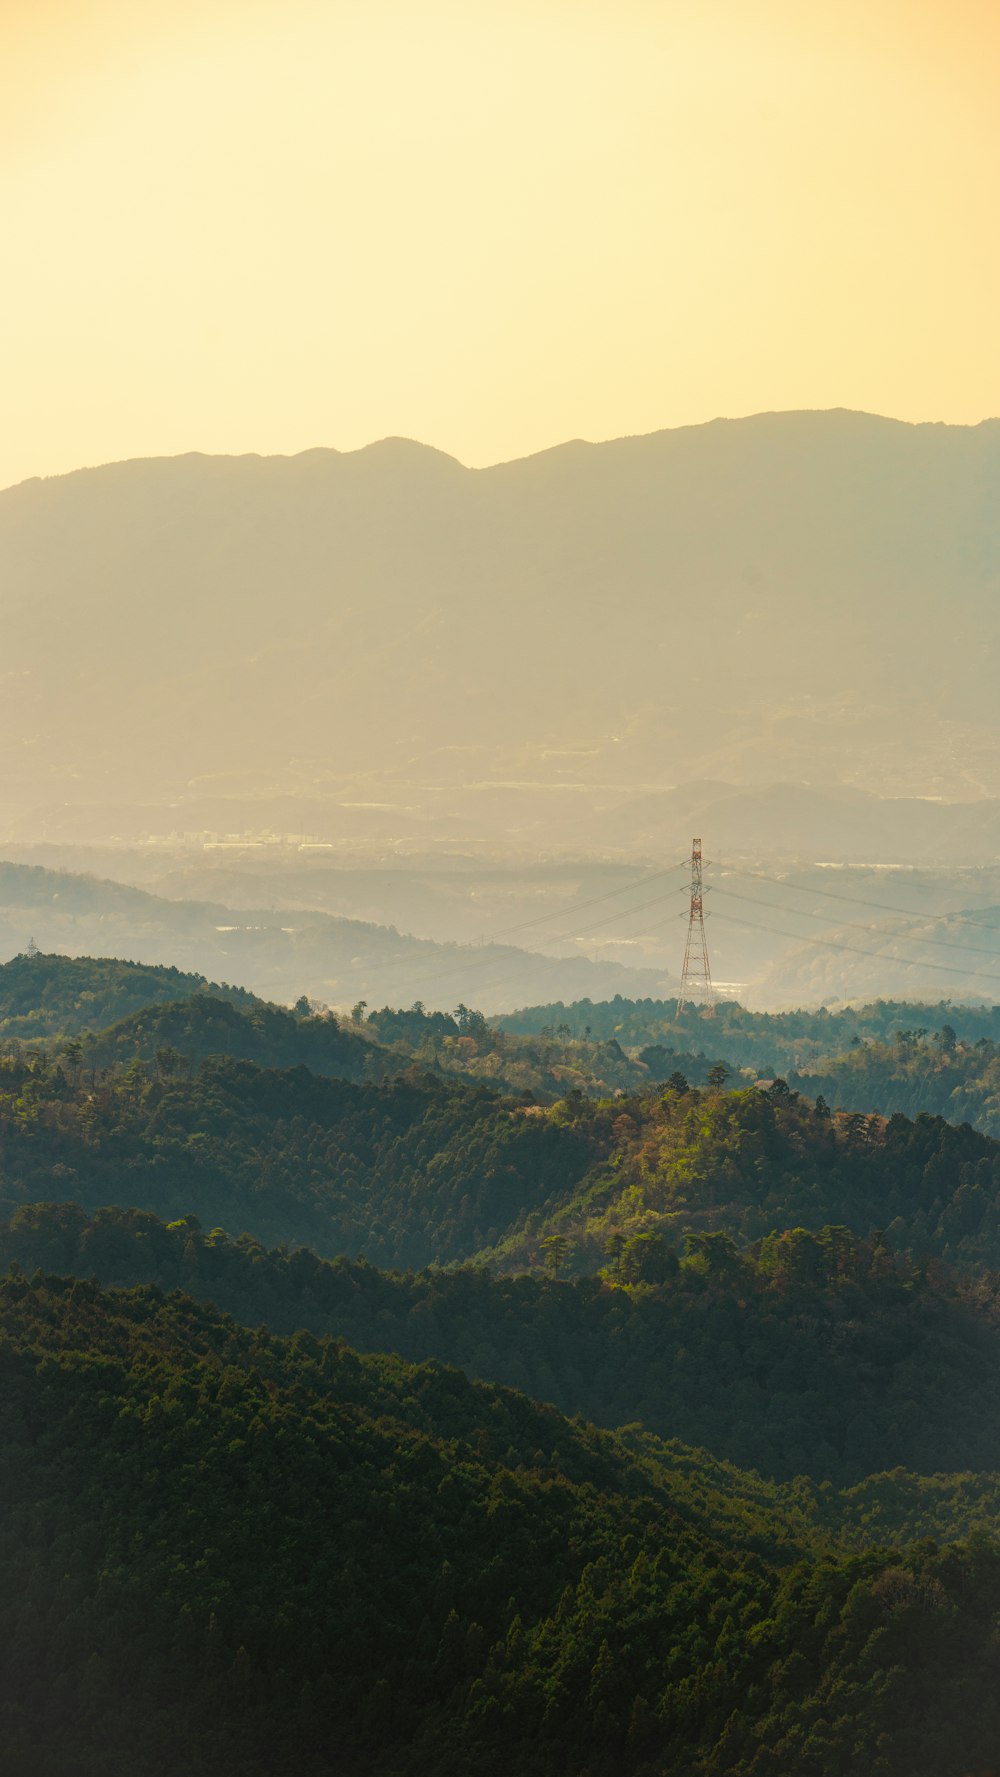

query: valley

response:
[5,939,1000,1772]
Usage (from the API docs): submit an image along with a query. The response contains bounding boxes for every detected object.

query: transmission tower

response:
[677,838,713,1014]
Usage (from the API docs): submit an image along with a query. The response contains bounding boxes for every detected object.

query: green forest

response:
[498,992,1000,1058]
[9,1199,1000,1486]
[6,951,1000,1773]
[366,991,1000,1137]
[12,955,1000,1139]
[5,1039,1000,1271]
[493,994,1000,1133]
[5,1270,1000,1777]
[0,950,257,1039]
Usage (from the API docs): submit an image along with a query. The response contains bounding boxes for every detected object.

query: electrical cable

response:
[710,883,1000,963]
[711,903,1000,986]
[708,857,1000,935]
[364,861,689,1009]
[485,862,687,943]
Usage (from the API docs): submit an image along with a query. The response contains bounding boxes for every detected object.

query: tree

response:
[707,1062,730,1092]
[757,1228,826,1290]
[121,1058,148,1106]
[154,1045,186,1081]
[844,1110,869,1147]
[683,1231,741,1278]
[540,1234,568,1279]
[604,1231,626,1281]
[869,1227,895,1280]
[622,1232,675,1284]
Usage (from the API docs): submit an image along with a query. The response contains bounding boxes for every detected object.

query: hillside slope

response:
[10,1200,1000,1486]
[0,1053,593,1265]
[0,948,258,1038]
[485,1083,1000,1275]
[5,1054,1000,1273]
[4,1271,1000,1776]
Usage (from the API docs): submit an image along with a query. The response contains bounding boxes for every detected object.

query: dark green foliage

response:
[81,992,381,1082]
[500,993,1000,1135]
[0,950,256,1039]
[0,1054,593,1266]
[365,1003,460,1044]
[10,971,1000,1775]
[500,993,1000,1062]
[347,992,1000,1129]
[10,1201,1000,1484]
[365,1000,651,1097]
[493,1083,1000,1276]
[790,1028,1000,1140]
[8,1049,1000,1275]
[3,1270,1000,1776]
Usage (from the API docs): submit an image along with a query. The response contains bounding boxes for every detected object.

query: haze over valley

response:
[7,2,1000,1770]
[4,408,1000,1009]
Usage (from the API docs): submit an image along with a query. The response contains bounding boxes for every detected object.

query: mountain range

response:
[0,859,673,1011]
[3,409,999,852]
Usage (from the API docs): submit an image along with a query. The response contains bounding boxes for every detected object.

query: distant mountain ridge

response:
[0,860,674,1012]
[3,409,999,850]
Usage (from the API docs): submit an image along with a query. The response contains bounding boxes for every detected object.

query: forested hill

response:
[491,1083,1000,1275]
[498,993,1000,1062]
[0,1053,592,1265]
[17,965,1000,1140]
[6,1051,1000,1273]
[0,949,257,1038]
[4,1268,1000,1776]
[79,991,383,1083]
[789,1033,1000,1138]
[12,1199,1000,1488]
[495,993,1000,1138]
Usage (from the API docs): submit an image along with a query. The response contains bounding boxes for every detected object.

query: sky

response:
[2,0,999,488]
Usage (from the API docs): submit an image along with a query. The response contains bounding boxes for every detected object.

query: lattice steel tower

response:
[677,837,713,1014]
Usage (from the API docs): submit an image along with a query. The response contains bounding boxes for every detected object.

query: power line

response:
[711,883,1000,963]
[711,903,1000,987]
[366,863,689,1009]
[384,888,682,1009]
[487,863,687,944]
[709,857,1000,935]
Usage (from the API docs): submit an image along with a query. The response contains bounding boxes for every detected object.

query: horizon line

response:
[6,405,1000,495]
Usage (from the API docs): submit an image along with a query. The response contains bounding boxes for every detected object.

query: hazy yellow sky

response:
[2,0,998,487]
